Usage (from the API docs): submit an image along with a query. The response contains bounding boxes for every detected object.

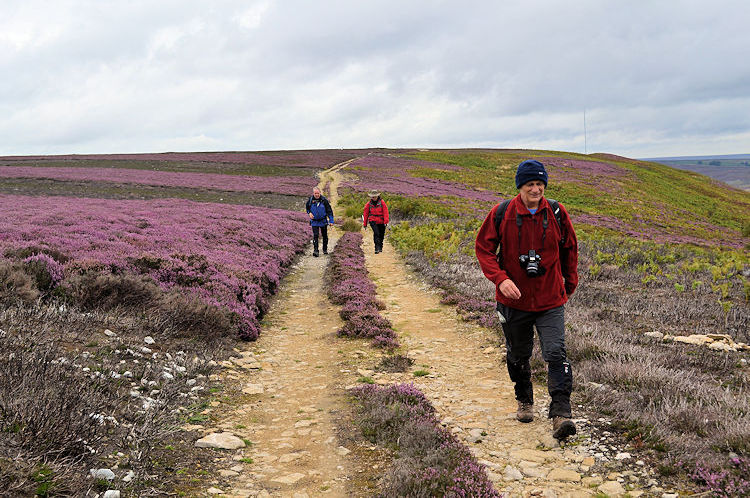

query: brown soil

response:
[199,162,630,497]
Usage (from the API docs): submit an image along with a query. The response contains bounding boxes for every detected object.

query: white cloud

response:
[234,1,272,30]
[0,0,749,157]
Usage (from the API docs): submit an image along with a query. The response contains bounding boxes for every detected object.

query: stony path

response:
[361,233,633,497]
[200,165,356,497]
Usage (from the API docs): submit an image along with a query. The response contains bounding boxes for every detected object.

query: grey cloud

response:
[1,0,748,156]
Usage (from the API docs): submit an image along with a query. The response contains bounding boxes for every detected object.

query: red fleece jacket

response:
[363,199,389,226]
[475,195,578,312]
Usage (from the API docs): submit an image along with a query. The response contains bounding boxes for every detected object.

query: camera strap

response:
[494,198,566,267]
[515,213,523,248]
[495,198,564,243]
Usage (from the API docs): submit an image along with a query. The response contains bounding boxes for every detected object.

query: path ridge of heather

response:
[204,160,630,497]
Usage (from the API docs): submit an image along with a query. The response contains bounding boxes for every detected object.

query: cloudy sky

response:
[2,0,748,158]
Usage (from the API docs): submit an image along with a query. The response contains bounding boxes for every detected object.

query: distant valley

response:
[645,153,750,191]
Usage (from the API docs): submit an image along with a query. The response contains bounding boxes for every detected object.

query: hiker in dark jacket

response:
[306,187,334,257]
[475,159,579,440]
[362,189,389,254]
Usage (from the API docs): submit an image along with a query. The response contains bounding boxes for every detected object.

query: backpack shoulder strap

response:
[494,199,512,239]
[546,198,565,244]
[493,199,512,267]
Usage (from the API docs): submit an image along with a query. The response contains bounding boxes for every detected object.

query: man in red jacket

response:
[475,159,579,440]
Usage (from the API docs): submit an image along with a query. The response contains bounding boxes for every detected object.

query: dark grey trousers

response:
[312,225,328,252]
[369,222,386,252]
[497,304,572,418]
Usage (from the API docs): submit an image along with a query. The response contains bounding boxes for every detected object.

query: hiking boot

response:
[323,250,328,255]
[552,416,576,440]
[516,402,534,423]
[313,251,319,257]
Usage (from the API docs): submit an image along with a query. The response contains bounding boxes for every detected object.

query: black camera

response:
[519,250,545,277]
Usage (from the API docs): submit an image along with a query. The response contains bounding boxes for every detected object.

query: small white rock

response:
[90,468,116,481]
[243,383,264,395]
[504,465,524,481]
[144,336,155,345]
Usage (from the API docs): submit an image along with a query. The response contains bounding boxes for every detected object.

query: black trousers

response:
[312,225,328,253]
[497,304,573,418]
[369,222,386,252]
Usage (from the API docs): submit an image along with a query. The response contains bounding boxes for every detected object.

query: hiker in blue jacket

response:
[305,187,334,257]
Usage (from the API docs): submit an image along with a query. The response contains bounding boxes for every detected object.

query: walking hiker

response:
[306,187,334,257]
[475,159,579,440]
[363,190,389,254]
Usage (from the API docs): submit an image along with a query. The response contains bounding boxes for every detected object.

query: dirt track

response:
[202,163,635,497]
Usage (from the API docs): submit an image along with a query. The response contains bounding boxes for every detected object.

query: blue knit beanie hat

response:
[515,160,548,188]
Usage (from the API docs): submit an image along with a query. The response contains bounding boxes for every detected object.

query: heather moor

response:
[0,148,748,496]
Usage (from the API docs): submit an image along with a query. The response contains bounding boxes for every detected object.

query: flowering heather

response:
[539,156,631,195]
[350,383,499,497]
[22,253,64,291]
[571,212,744,247]
[325,232,399,349]
[0,149,373,169]
[343,154,500,203]
[691,457,750,497]
[540,156,631,179]
[0,194,309,340]
[0,166,317,196]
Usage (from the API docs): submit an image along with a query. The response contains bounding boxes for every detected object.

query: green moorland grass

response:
[337,190,462,220]
[401,149,750,243]
[388,218,747,304]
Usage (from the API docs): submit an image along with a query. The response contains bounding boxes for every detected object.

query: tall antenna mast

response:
[584,108,587,154]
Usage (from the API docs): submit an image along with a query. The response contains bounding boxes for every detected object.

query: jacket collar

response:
[513,194,548,215]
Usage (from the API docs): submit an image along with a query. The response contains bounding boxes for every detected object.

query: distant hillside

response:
[1,148,748,246]
[644,154,750,191]
[333,149,750,248]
